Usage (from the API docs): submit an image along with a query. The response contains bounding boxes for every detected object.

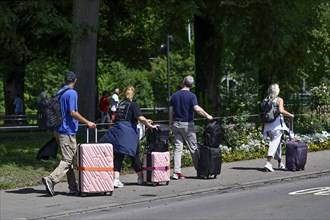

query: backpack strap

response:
[54,88,72,118]
[272,96,283,126]
[54,88,71,98]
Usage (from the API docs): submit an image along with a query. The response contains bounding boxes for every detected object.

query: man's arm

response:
[193,105,213,120]
[70,111,96,128]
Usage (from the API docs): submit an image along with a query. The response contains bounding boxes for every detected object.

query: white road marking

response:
[289,187,330,196]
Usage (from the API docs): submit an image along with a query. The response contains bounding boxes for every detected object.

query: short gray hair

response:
[183,75,194,88]
[267,83,280,99]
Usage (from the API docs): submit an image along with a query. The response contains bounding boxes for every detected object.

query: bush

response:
[295,114,330,134]
[97,60,155,107]
[218,71,258,116]
[309,84,330,115]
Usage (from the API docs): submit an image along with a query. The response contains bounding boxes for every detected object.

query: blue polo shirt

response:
[55,86,79,135]
[169,90,198,122]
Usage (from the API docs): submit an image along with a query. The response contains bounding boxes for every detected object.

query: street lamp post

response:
[165,35,173,102]
[160,35,173,103]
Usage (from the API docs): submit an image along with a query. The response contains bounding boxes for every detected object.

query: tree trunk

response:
[3,59,25,116]
[258,65,273,100]
[70,0,100,121]
[194,15,223,112]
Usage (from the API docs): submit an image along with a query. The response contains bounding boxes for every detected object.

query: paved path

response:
[1,150,329,220]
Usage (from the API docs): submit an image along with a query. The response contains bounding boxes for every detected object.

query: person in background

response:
[13,94,23,115]
[169,75,213,180]
[99,86,157,188]
[99,90,111,128]
[110,88,120,122]
[262,83,294,172]
[41,71,96,196]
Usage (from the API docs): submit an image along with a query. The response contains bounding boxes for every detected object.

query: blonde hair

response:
[124,86,135,100]
[267,83,280,99]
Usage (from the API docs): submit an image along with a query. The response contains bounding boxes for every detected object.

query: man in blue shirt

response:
[169,75,213,180]
[42,71,96,196]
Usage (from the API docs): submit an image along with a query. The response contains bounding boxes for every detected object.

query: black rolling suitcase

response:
[145,124,169,152]
[202,121,222,148]
[197,144,222,179]
[285,119,308,171]
[197,120,222,179]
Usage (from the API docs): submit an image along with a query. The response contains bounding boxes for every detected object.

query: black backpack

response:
[202,121,222,148]
[146,124,170,152]
[37,88,71,129]
[259,96,280,123]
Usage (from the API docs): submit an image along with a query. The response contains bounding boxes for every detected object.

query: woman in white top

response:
[263,84,294,172]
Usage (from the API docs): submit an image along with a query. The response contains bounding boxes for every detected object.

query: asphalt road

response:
[1,150,329,220]
[53,174,330,220]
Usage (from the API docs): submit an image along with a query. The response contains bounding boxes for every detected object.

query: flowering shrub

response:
[133,126,329,170]
[132,113,329,170]
[309,84,330,115]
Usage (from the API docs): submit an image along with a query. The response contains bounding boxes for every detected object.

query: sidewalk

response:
[1,150,329,220]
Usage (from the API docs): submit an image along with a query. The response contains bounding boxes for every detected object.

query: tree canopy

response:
[0,0,328,119]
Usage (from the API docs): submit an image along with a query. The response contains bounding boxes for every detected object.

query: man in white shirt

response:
[110,88,120,122]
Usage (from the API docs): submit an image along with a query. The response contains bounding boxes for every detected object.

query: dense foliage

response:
[0,0,329,116]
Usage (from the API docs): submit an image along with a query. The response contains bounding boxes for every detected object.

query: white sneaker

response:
[264,162,274,172]
[172,173,185,180]
[114,179,124,188]
[137,176,144,185]
[278,162,286,170]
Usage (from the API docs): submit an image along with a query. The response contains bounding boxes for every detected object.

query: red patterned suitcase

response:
[77,128,114,196]
[143,151,170,186]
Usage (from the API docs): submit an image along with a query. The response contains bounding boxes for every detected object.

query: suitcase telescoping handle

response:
[86,127,98,143]
[289,118,294,133]
[288,118,295,141]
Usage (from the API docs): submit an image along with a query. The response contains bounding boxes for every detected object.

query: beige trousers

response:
[48,131,78,191]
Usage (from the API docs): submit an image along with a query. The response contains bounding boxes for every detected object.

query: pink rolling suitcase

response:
[77,128,114,196]
[143,151,170,186]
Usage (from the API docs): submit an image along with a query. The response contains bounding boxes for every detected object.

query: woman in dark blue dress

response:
[99,86,157,188]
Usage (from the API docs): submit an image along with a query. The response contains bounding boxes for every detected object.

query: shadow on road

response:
[231,167,266,172]
[5,187,45,195]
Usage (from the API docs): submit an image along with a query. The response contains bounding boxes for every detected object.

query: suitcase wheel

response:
[214,175,217,179]
[166,181,169,185]
[199,175,208,179]
[80,193,87,197]
[105,191,112,196]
